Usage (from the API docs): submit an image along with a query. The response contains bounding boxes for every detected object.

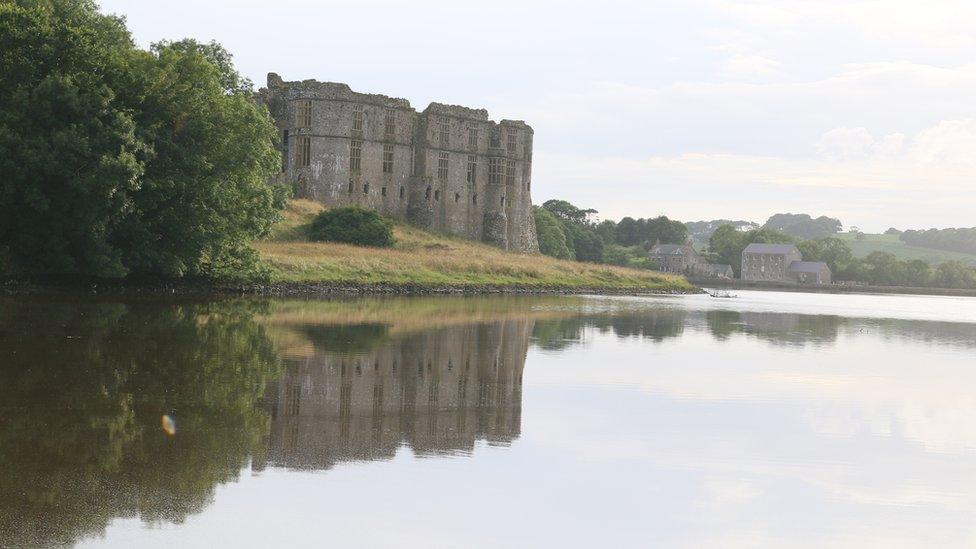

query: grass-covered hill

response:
[254,201,694,293]
[835,233,976,266]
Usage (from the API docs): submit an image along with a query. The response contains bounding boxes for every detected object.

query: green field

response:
[835,233,976,265]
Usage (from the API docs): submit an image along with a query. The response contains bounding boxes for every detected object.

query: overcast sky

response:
[100,0,976,231]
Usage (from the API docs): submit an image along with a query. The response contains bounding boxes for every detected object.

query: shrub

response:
[307,207,394,248]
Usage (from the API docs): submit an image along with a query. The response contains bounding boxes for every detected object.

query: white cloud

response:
[724,53,782,77]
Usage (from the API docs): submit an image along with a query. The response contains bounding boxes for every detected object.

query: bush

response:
[308,207,394,248]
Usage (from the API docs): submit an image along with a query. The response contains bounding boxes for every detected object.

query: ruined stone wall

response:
[256,73,539,252]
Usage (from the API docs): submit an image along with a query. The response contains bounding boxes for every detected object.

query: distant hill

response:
[685,219,759,246]
[836,232,976,266]
[763,213,842,239]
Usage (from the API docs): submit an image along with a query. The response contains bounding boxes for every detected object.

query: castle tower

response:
[256,74,539,253]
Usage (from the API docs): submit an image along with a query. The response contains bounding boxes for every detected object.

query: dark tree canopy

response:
[533,206,574,260]
[308,207,395,248]
[0,0,285,279]
[764,213,842,240]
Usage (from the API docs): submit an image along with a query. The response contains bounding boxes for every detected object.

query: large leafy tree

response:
[532,206,574,260]
[0,0,284,279]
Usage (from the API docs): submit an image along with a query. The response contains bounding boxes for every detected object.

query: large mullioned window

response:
[350,140,362,172]
[383,144,394,173]
[437,152,449,180]
[296,100,312,128]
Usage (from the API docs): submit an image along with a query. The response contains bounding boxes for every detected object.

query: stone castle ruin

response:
[257,73,539,252]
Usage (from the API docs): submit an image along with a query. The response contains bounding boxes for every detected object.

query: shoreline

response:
[1,280,702,299]
[689,277,976,298]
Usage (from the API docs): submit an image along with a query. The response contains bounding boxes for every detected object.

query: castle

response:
[257,74,539,252]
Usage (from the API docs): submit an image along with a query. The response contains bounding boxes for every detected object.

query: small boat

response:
[707,289,737,298]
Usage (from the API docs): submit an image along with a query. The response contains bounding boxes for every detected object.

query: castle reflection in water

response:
[259,320,529,470]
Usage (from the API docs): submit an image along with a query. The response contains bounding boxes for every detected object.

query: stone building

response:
[787,261,832,285]
[648,244,707,275]
[256,74,538,252]
[741,243,831,284]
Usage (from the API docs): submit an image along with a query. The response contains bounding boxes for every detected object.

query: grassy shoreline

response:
[251,200,696,295]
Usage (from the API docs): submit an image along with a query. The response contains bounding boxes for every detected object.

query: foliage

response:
[533,206,574,260]
[562,222,604,262]
[0,1,284,279]
[307,207,395,247]
[796,237,854,274]
[764,213,842,239]
[602,244,659,270]
[884,227,902,235]
[615,216,688,246]
[541,199,597,225]
[900,227,976,255]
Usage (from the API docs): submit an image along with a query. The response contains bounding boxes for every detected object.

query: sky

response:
[98,0,976,232]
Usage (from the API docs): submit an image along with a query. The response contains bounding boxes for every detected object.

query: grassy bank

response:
[253,200,694,293]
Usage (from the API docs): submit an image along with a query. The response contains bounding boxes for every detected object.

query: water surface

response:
[2,291,975,548]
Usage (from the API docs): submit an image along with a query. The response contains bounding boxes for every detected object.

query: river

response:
[1,291,975,548]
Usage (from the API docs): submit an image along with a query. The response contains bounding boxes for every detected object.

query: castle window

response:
[488,158,502,185]
[352,104,364,134]
[400,186,405,199]
[468,127,478,149]
[383,143,394,173]
[437,152,449,180]
[384,108,395,138]
[434,190,440,201]
[363,182,369,195]
[438,119,449,146]
[506,128,517,154]
[381,186,387,197]
[490,127,501,148]
[466,155,477,184]
[425,186,431,201]
[506,160,516,185]
[281,130,289,172]
[296,100,312,128]
[297,136,311,167]
[526,180,531,191]
[500,196,506,207]
[348,180,354,194]
[454,192,461,203]
[350,139,362,172]
[472,193,478,205]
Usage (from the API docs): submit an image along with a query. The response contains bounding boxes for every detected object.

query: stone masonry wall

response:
[256,73,539,252]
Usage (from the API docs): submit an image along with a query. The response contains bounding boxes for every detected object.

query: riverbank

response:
[1,201,696,297]
[250,200,695,295]
[689,277,976,297]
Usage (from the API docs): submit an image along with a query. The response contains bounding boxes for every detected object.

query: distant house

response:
[741,243,830,284]
[741,243,802,282]
[707,263,734,279]
[788,261,832,285]
[648,244,707,275]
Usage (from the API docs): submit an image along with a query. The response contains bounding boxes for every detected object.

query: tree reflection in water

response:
[0,297,281,547]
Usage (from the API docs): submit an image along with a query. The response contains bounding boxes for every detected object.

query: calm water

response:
[2,291,976,548]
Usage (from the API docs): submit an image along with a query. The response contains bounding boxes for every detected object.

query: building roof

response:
[788,261,830,274]
[649,244,694,255]
[743,243,799,255]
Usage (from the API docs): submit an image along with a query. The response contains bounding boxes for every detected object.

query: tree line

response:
[533,199,687,269]
[708,225,976,289]
[900,228,976,255]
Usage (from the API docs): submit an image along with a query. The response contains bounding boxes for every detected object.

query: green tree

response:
[934,261,976,289]
[308,206,395,247]
[563,222,604,262]
[616,217,641,246]
[0,1,285,279]
[797,237,854,274]
[533,206,574,260]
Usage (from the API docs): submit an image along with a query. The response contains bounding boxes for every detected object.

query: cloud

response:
[724,53,782,77]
